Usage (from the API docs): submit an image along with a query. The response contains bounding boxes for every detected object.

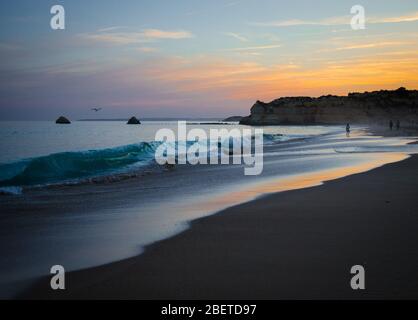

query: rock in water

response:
[55,116,71,124]
[127,116,141,125]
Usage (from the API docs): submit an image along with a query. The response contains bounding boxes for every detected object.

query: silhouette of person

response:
[389,120,393,130]
[396,120,400,130]
[346,123,351,137]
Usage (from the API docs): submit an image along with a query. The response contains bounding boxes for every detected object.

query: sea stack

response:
[55,116,71,124]
[127,116,141,125]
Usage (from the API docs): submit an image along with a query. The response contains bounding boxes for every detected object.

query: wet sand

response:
[21,154,418,299]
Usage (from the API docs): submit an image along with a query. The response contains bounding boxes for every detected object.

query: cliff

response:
[240,87,418,126]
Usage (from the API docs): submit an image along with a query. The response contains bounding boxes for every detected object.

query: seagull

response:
[91,107,102,112]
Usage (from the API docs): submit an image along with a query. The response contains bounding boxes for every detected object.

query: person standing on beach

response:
[346,123,351,137]
[389,120,394,130]
[396,120,400,130]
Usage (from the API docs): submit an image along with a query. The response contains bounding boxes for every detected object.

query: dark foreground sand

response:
[22,155,418,299]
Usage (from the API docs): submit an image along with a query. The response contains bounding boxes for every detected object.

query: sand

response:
[21,154,418,299]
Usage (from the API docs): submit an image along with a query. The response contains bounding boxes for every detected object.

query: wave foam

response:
[0,142,160,189]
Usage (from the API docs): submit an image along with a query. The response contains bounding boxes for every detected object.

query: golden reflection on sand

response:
[195,152,409,214]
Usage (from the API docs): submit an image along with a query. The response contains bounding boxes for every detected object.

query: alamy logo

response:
[350,265,365,290]
[50,265,65,290]
[50,5,65,30]
[154,121,264,175]
[350,5,366,30]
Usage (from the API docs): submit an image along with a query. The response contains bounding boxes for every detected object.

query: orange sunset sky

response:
[0,0,418,119]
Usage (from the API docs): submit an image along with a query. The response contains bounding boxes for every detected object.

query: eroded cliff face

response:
[240,88,418,126]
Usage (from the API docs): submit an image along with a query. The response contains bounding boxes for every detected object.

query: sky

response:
[0,0,418,120]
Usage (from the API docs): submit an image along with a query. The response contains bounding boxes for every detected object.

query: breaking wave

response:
[0,142,161,190]
[0,133,296,193]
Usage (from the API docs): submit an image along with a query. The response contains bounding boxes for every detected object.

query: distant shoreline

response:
[0,118,224,122]
[77,118,223,122]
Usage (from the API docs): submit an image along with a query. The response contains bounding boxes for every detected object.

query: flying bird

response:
[91,107,102,112]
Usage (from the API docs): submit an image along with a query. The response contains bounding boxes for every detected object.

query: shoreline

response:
[21,151,418,299]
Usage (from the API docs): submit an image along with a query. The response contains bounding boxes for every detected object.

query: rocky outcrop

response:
[127,116,141,125]
[55,116,71,124]
[240,87,418,126]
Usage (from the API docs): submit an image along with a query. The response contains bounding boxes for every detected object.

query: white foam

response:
[0,186,23,195]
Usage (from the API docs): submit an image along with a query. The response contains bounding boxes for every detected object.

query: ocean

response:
[0,120,335,193]
[0,120,417,298]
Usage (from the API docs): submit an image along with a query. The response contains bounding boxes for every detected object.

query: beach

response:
[20,137,418,299]
[0,123,417,299]
[2,0,418,303]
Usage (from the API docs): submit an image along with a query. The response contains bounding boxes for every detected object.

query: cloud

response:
[78,32,143,45]
[251,16,350,27]
[371,12,418,24]
[224,32,249,42]
[251,11,418,28]
[140,29,194,39]
[78,28,194,45]
[2,50,418,120]
[224,44,281,52]
[335,41,412,51]
[97,26,126,32]
[133,53,418,102]
[317,41,413,53]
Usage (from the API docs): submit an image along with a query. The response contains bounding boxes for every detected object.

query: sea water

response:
[0,120,417,298]
[0,120,337,192]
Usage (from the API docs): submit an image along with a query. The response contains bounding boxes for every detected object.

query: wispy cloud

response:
[134,53,418,101]
[3,50,418,118]
[140,29,194,39]
[335,41,412,51]
[251,16,349,27]
[97,26,126,32]
[251,11,418,27]
[317,41,414,53]
[223,32,249,42]
[224,44,281,52]
[78,32,145,45]
[371,11,418,24]
[78,28,194,45]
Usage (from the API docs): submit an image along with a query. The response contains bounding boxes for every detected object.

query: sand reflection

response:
[192,152,409,216]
